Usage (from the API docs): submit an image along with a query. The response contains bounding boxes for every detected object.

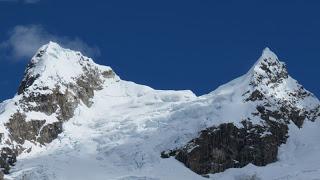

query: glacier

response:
[0,42,317,180]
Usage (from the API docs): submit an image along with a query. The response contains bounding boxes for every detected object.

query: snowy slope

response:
[1,43,319,180]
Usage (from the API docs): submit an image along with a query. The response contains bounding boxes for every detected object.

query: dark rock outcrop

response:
[163,118,288,175]
[162,90,318,175]
[9,67,108,147]
[17,60,41,95]
[250,56,288,87]
[245,90,265,101]
[0,43,117,174]
[19,87,80,121]
[161,51,320,176]
[11,61,110,148]
[6,112,46,145]
[0,147,17,174]
[5,111,63,156]
[37,122,63,145]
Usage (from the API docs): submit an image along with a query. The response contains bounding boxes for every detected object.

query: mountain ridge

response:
[0,42,318,180]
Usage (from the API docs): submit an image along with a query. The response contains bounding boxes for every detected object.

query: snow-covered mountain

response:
[0,42,319,180]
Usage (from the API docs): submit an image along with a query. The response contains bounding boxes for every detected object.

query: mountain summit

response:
[0,42,120,174]
[18,42,117,95]
[249,47,289,87]
[161,48,319,175]
[0,43,319,180]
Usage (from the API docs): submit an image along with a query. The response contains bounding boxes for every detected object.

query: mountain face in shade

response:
[0,43,319,180]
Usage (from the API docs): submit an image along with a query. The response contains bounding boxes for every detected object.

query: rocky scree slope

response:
[0,43,318,180]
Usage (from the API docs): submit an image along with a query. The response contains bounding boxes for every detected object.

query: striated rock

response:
[164,119,288,175]
[6,112,46,144]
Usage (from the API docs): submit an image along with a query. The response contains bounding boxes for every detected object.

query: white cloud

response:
[0,25,100,61]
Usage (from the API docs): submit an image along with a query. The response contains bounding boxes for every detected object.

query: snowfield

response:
[1,43,319,180]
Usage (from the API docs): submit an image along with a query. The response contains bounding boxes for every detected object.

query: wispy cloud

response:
[0,25,101,61]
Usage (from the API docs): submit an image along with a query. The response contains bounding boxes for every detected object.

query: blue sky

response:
[0,0,319,101]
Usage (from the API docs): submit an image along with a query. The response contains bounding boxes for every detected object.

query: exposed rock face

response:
[37,122,63,145]
[168,109,292,175]
[0,44,318,179]
[17,61,41,95]
[0,147,16,174]
[173,122,283,174]
[0,42,118,174]
[6,112,46,144]
[19,87,79,121]
[162,48,320,175]
[5,112,63,146]
[250,55,288,86]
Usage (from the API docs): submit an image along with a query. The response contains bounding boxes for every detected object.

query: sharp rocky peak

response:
[243,48,312,106]
[248,47,288,87]
[1,42,118,156]
[0,42,119,174]
[18,41,117,95]
[163,48,320,176]
[0,44,319,178]
[12,41,118,143]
